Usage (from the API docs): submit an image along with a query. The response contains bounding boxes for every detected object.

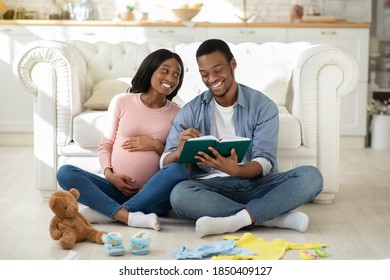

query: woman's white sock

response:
[262,211,309,233]
[127,211,160,231]
[195,209,252,238]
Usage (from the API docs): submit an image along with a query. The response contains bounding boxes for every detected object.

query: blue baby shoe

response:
[102,232,125,256]
[130,231,151,255]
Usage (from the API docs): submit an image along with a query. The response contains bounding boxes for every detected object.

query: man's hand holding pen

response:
[162,123,202,166]
[178,124,201,153]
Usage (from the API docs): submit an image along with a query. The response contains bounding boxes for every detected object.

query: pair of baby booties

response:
[102,231,151,256]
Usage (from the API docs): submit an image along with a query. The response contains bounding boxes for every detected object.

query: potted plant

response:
[119,3,134,21]
[368,98,390,115]
[368,98,390,150]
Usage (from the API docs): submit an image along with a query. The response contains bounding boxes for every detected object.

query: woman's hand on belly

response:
[105,169,142,197]
[122,136,164,155]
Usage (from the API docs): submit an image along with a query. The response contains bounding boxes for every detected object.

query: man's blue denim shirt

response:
[162,83,279,177]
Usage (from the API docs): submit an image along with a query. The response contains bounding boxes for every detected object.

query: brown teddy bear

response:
[48,188,107,249]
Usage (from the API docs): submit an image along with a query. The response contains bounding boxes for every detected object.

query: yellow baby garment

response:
[211,232,326,260]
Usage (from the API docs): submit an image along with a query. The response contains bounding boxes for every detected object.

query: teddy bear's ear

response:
[69,188,80,200]
[48,196,57,209]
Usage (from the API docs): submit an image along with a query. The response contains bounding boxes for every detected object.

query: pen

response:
[180,124,188,130]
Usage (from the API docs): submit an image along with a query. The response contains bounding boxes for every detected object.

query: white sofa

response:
[13,39,359,204]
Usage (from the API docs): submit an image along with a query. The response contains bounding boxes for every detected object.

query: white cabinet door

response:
[288,28,370,137]
[52,26,126,43]
[124,26,206,44]
[0,25,35,132]
[206,27,288,44]
[22,26,64,40]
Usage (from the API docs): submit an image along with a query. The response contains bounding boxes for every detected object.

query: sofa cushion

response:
[83,78,132,110]
[278,110,301,150]
[73,110,107,147]
[72,106,301,150]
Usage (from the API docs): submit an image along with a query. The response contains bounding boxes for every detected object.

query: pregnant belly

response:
[111,149,160,187]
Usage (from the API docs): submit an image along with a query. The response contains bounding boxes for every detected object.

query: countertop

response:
[0,19,371,28]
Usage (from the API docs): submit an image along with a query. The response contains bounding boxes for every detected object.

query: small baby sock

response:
[195,209,252,238]
[262,211,309,233]
[128,211,160,231]
[80,207,115,224]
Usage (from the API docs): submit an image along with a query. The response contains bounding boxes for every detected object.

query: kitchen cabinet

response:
[124,26,206,44]
[206,27,288,43]
[52,26,126,43]
[288,27,370,144]
[20,26,64,40]
[0,25,35,132]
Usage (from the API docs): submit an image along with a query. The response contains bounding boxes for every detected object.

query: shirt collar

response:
[200,83,247,108]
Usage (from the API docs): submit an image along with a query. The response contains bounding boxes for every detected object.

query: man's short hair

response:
[196,39,234,62]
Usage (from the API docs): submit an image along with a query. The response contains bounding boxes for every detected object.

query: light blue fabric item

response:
[173,239,257,260]
[103,233,125,256]
[130,231,151,255]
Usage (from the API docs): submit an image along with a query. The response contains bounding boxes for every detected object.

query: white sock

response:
[80,207,115,224]
[262,211,309,233]
[195,209,252,238]
[128,211,160,231]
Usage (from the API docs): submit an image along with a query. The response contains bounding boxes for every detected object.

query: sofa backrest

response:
[66,40,312,110]
[153,41,312,108]
[66,40,150,106]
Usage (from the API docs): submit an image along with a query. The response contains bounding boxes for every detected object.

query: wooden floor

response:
[0,146,390,260]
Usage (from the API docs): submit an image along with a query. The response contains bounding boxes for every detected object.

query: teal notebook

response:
[177,135,251,164]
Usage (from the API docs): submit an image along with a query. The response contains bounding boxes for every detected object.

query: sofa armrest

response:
[291,44,359,203]
[13,40,87,146]
[291,44,359,148]
[13,40,87,191]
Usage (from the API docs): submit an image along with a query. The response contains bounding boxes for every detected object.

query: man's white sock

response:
[195,209,252,238]
[80,207,115,224]
[262,211,309,233]
[128,211,160,231]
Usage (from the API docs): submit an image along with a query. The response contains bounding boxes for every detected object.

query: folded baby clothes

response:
[211,232,326,260]
[173,239,257,260]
